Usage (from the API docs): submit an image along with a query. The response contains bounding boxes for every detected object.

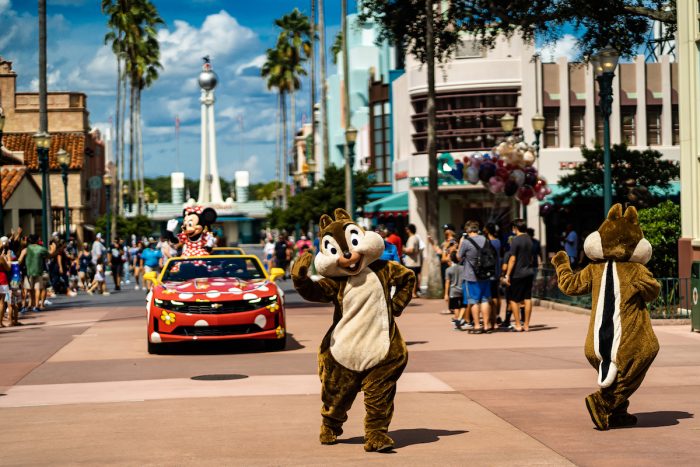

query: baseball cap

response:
[442,224,455,231]
[96,233,102,239]
[0,236,8,245]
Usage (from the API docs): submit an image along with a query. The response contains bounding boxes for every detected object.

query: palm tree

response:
[318,0,330,172]
[261,44,305,209]
[103,0,162,217]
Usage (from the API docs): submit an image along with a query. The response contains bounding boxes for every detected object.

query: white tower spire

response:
[197,56,223,204]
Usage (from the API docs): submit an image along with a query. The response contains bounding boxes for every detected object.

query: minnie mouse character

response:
[166,206,217,257]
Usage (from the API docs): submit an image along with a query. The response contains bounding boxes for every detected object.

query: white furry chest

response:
[330,269,390,372]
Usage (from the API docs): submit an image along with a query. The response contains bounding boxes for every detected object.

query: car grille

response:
[158,296,277,314]
[172,324,263,337]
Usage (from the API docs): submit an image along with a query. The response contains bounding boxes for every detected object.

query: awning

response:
[545,182,680,205]
[363,191,408,217]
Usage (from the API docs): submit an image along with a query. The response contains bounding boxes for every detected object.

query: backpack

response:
[465,237,498,280]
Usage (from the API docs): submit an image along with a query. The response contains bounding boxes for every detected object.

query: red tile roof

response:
[2,132,85,170]
[1,166,36,205]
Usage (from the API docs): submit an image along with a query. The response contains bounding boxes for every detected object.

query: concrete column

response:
[557,57,571,148]
[207,98,223,203]
[584,64,596,146]
[610,70,622,144]
[198,90,209,203]
[635,55,647,147]
[661,55,673,147]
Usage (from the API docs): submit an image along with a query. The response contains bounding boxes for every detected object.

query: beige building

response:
[391,36,679,268]
[0,57,106,240]
[0,152,42,233]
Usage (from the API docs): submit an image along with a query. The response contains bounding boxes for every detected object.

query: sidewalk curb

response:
[536,299,691,326]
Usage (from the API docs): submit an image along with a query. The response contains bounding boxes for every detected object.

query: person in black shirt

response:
[504,219,535,332]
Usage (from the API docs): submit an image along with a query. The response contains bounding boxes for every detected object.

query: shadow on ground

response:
[635,411,694,428]
[152,333,305,355]
[340,428,468,450]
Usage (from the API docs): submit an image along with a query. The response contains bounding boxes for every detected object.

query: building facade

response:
[0,57,106,240]
[391,35,680,269]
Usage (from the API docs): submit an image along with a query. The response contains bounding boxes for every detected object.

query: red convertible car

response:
[144,255,287,354]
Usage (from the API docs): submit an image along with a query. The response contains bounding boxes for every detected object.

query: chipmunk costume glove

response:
[292,208,415,452]
[552,204,660,431]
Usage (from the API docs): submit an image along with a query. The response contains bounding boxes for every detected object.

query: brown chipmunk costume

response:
[292,209,415,452]
[552,204,660,430]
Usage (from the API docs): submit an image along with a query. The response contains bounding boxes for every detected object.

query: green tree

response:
[268,166,371,231]
[555,144,679,209]
[638,201,680,277]
[249,181,282,201]
[96,215,154,241]
[448,0,676,58]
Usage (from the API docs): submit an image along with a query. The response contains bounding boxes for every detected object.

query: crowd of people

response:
[0,228,183,327]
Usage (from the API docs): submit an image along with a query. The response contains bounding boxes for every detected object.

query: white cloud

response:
[235,54,266,75]
[0,0,10,14]
[538,34,578,62]
[30,69,62,91]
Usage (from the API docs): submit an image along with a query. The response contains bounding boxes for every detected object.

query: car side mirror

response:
[269,267,285,282]
[143,271,158,285]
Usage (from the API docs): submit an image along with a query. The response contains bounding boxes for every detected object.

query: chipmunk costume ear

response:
[334,208,352,222]
[607,203,623,221]
[319,214,333,231]
[623,205,639,225]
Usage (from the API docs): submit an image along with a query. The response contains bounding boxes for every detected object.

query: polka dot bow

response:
[184,205,204,215]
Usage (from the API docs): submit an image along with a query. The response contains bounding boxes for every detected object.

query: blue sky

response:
[2,0,357,184]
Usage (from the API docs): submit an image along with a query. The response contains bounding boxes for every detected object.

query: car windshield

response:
[162,257,266,282]
[212,248,243,255]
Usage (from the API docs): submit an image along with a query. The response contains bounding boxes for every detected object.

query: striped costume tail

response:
[594,261,621,388]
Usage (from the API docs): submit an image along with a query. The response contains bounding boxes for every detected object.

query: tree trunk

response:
[425,0,442,298]
[341,0,352,215]
[290,90,296,198]
[276,92,281,206]
[282,91,288,209]
[115,56,123,217]
[120,70,127,213]
[137,89,145,213]
[310,0,317,184]
[130,82,140,216]
[318,0,330,174]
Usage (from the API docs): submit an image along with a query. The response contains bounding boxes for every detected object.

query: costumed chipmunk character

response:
[552,204,660,431]
[166,206,217,257]
[292,208,415,452]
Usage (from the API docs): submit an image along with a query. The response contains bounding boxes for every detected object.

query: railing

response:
[534,268,690,319]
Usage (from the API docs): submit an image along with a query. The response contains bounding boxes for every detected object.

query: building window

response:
[595,108,604,146]
[672,104,679,145]
[371,101,391,184]
[570,107,585,147]
[410,89,520,153]
[621,106,636,145]
[646,106,662,146]
[543,108,559,148]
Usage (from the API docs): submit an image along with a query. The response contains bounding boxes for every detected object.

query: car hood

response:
[155,277,279,301]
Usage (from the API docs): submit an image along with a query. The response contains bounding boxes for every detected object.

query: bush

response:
[638,200,680,277]
[95,215,155,241]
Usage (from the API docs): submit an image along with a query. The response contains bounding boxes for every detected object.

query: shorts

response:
[463,280,491,305]
[490,279,500,298]
[448,296,463,310]
[111,263,123,276]
[508,275,534,302]
[0,284,8,301]
[407,266,422,275]
[24,275,45,291]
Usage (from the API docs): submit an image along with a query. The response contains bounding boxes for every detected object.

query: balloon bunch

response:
[460,137,551,205]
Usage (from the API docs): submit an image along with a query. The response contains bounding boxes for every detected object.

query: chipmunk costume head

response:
[315,209,384,277]
[552,204,660,431]
[292,208,415,452]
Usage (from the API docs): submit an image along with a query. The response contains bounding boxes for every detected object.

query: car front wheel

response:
[264,335,287,351]
[147,340,160,355]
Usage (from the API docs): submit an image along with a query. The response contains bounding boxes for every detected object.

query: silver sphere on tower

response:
[198,55,218,91]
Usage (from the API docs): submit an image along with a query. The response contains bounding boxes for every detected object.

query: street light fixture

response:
[33,130,52,246]
[500,112,515,136]
[592,47,619,214]
[531,112,545,157]
[103,172,113,246]
[345,126,358,218]
[56,148,71,243]
[0,107,6,233]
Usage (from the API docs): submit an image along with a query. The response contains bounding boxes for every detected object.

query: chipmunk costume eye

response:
[346,227,364,249]
[322,236,340,257]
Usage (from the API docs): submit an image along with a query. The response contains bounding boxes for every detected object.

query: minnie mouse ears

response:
[182,206,217,226]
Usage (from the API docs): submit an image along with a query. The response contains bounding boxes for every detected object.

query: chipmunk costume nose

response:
[343,251,352,259]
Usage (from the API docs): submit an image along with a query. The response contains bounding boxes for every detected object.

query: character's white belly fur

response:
[330,269,390,371]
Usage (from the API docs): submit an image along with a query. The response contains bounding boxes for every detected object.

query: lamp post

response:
[592,47,619,214]
[56,149,70,243]
[33,131,52,246]
[531,113,545,158]
[500,112,515,137]
[0,107,5,233]
[345,126,358,218]
[103,173,113,246]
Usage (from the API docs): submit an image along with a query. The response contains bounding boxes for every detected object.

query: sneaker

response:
[103,292,111,296]
[463,322,474,329]
[44,300,53,306]
[31,307,40,313]
[134,285,140,290]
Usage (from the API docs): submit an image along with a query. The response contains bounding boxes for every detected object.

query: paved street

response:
[1,257,700,466]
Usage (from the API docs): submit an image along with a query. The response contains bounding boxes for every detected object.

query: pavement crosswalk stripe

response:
[0,372,455,408]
